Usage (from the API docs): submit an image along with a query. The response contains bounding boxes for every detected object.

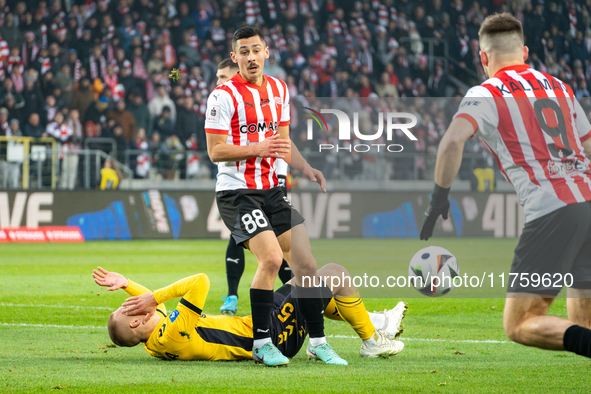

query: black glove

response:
[420,184,450,241]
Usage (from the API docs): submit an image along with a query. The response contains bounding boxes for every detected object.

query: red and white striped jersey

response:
[455,64,591,222]
[205,72,290,191]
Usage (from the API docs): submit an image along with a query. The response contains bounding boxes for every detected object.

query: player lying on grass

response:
[93,264,407,362]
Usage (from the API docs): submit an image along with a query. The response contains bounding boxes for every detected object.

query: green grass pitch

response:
[1,239,590,393]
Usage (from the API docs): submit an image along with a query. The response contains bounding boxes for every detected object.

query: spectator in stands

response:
[153,105,175,140]
[98,157,123,190]
[21,75,44,122]
[85,96,110,126]
[375,72,399,99]
[0,13,21,49]
[0,79,24,109]
[0,108,9,136]
[148,84,176,122]
[70,78,95,125]
[107,99,137,141]
[176,96,201,147]
[55,64,74,105]
[8,119,22,137]
[127,91,152,136]
[24,113,46,138]
[4,94,23,125]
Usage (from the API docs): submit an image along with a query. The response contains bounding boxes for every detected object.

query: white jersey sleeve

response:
[574,98,591,142]
[453,86,498,138]
[204,88,234,136]
[280,85,290,126]
[275,158,288,177]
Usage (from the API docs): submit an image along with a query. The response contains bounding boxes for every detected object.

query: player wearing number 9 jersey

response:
[420,13,591,360]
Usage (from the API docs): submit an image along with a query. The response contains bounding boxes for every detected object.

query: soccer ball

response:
[408,246,459,297]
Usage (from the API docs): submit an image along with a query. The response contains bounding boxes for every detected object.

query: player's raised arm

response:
[420,117,474,240]
[92,266,152,296]
[122,274,210,323]
[278,125,326,193]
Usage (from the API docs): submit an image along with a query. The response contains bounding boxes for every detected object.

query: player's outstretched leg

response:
[319,264,405,358]
[368,301,408,340]
[221,237,245,316]
[280,226,348,365]
[248,231,289,367]
[503,294,591,356]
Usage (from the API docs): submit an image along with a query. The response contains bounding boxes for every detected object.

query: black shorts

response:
[508,201,591,295]
[216,187,304,246]
[270,289,306,358]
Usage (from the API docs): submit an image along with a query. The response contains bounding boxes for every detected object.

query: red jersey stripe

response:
[505,70,577,205]
[483,83,541,187]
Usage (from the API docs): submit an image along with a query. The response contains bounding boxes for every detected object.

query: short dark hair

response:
[218,58,239,71]
[478,13,523,42]
[232,26,266,51]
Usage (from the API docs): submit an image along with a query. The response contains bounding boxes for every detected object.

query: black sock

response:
[563,325,591,358]
[278,260,292,284]
[225,238,245,297]
[250,288,274,340]
[295,286,325,338]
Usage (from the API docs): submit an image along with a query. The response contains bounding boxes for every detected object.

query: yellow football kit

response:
[123,274,254,361]
[121,274,376,361]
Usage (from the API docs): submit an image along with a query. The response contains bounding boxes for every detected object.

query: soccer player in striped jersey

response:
[93,266,406,361]
[215,58,292,317]
[205,27,346,366]
[421,13,591,358]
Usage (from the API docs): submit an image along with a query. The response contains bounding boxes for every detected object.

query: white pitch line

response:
[0,322,105,329]
[327,334,512,344]
[0,324,512,343]
[0,302,112,310]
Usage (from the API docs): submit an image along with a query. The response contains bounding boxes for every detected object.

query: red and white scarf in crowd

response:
[133,56,148,79]
[303,25,319,46]
[104,72,118,91]
[270,28,287,51]
[89,54,107,80]
[163,43,176,69]
[38,56,51,75]
[72,59,82,82]
[40,24,48,48]
[51,21,67,39]
[7,55,24,92]
[0,60,5,82]
[266,0,277,20]
[569,8,577,37]
[459,35,469,58]
[0,36,9,59]
[21,42,39,68]
[102,25,115,43]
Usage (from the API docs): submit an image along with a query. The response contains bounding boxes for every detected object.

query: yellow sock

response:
[324,298,344,321]
[333,291,375,340]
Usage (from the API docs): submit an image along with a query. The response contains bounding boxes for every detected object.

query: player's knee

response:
[321,263,348,278]
[259,252,283,274]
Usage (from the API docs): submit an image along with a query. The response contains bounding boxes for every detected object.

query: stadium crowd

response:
[0,0,589,185]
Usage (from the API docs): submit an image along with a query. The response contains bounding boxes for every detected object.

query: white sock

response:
[253,337,271,350]
[309,336,327,347]
[362,331,378,347]
[368,312,386,330]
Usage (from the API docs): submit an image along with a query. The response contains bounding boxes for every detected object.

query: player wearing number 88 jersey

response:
[206,27,346,366]
[420,13,591,361]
